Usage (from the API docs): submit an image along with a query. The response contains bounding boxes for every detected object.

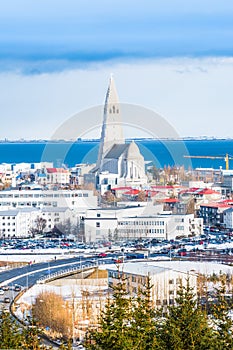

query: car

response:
[14,285,21,292]
[0,289,4,295]
[1,285,9,291]
[3,297,10,303]
[98,252,107,258]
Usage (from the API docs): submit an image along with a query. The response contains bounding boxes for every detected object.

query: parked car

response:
[98,252,107,258]
[0,289,4,295]
[3,297,10,303]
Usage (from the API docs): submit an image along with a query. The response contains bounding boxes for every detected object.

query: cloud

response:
[0,1,233,74]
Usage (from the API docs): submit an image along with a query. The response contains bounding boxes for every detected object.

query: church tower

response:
[97,76,124,170]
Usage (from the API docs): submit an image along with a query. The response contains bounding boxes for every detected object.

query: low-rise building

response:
[84,206,203,242]
[199,201,232,226]
[107,261,197,308]
[46,168,71,185]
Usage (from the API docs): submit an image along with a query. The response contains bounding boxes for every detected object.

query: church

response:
[95,76,147,194]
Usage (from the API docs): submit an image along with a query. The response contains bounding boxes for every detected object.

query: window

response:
[97,213,101,218]
[96,222,100,228]
[169,279,174,284]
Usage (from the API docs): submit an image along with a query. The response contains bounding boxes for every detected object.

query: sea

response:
[1,139,233,170]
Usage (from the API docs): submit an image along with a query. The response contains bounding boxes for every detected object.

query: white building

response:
[45,168,71,185]
[107,261,197,307]
[0,189,97,212]
[84,205,203,242]
[40,207,78,233]
[0,206,80,238]
[0,208,39,238]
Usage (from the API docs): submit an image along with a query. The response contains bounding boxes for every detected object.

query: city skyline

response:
[1,1,233,139]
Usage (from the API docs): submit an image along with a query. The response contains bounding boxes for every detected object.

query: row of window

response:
[1,228,15,232]
[118,221,165,226]
[118,228,165,234]
[0,216,15,220]
[0,223,16,226]
[0,202,58,207]
[0,193,89,199]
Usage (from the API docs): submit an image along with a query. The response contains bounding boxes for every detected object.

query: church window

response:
[112,106,115,113]
[96,222,100,228]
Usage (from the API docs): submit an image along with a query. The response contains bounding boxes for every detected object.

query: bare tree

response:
[32,291,73,340]
[34,216,47,234]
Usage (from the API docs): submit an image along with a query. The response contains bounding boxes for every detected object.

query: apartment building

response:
[0,208,38,238]
[0,206,78,238]
[199,202,231,226]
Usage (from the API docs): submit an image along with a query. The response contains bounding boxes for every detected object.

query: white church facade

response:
[95,77,147,194]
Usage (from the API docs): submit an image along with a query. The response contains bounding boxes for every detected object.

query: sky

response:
[1,0,233,140]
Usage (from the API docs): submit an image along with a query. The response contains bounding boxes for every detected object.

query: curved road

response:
[0,253,118,289]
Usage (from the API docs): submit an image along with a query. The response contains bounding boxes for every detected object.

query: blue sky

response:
[1,0,233,139]
[1,0,233,72]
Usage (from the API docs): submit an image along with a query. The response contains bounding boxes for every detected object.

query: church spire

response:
[104,74,119,112]
[97,76,124,170]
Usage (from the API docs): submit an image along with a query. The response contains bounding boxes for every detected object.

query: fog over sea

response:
[0,139,233,170]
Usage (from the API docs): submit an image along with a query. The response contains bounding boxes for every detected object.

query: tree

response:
[126,277,161,350]
[137,191,146,202]
[0,311,43,349]
[84,276,133,350]
[102,190,116,205]
[85,276,162,350]
[148,166,161,183]
[210,283,233,350]
[34,216,47,235]
[0,311,23,349]
[32,291,73,340]
[158,278,215,350]
[56,218,72,236]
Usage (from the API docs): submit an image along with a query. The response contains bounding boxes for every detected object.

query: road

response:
[0,253,120,289]
[0,253,117,349]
